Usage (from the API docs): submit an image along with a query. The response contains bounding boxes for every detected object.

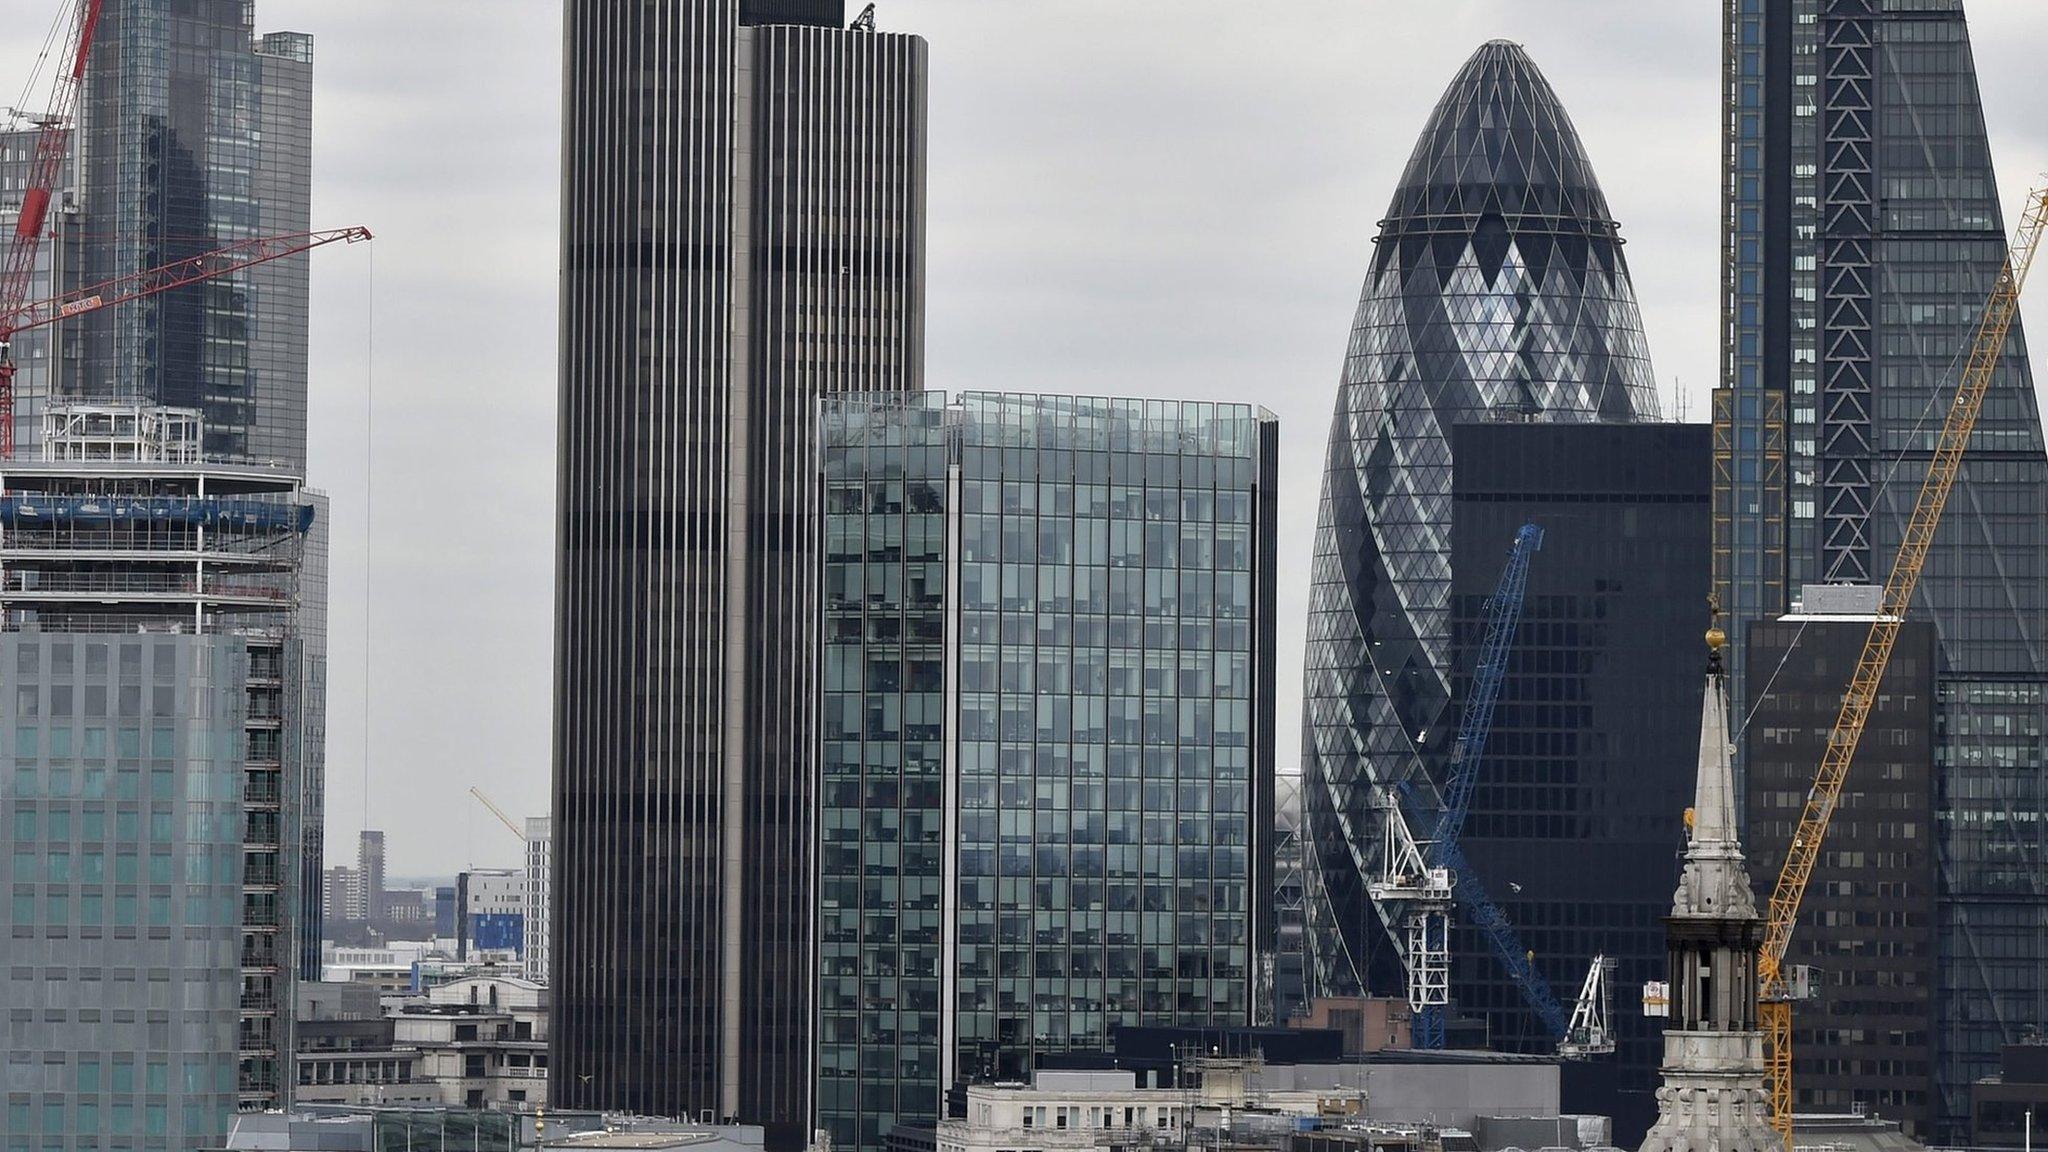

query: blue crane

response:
[1408,523,1568,1048]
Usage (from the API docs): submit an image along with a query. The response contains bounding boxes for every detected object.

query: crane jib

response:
[1760,184,2048,1145]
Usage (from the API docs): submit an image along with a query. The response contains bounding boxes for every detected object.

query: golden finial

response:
[1705,596,1726,671]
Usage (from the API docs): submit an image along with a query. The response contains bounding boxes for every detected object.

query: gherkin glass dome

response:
[1301,40,1661,995]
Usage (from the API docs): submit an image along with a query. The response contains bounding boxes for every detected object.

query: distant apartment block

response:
[524,817,551,984]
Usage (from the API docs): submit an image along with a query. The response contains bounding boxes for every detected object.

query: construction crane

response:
[1374,524,1574,1049]
[1441,839,1573,1050]
[1758,183,2048,1143]
[1558,954,1617,1060]
[469,787,528,844]
[1,0,106,459]
[0,226,373,440]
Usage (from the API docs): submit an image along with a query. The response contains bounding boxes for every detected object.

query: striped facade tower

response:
[552,2,928,1146]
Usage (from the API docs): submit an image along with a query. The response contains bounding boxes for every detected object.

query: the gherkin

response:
[1301,40,1661,996]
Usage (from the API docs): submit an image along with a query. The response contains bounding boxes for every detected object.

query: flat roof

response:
[2,459,303,490]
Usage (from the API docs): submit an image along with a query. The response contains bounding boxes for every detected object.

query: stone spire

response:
[1637,625,1778,1152]
[1670,627,1757,922]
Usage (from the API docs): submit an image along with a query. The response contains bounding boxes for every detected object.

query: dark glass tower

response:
[1449,422,1708,1144]
[77,2,315,471]
[1744,610,1940,1136]
[1301,40,1662,1002]
[1716,3,2048,1133]
[552,2,927,1144]
[817,393,1278,1152]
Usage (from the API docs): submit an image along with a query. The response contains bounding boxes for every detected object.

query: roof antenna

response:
[851,3,876,31]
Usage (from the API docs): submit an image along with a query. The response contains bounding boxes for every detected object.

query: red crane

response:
[2,0,106,459]
[0,226,375,447]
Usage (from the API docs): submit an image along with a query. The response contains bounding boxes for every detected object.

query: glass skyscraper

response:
[44,0,329,990]
[1301,40,1662,1002]
[1717,2,2048,1134]
[0,128,81,453]
[75,3,315,472]
[1448,422,1708,1145]
[552,2,927,1144]
[0,443,318,1149]
[817,392,1279,1152]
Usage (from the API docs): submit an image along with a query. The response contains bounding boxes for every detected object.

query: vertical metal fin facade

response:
[742,21,928,1135]
[554,1,926,1142]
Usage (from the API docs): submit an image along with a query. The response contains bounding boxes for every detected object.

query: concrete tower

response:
[1638,627,1776,1152]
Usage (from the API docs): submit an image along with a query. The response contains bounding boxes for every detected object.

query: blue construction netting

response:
[0,495,315,534]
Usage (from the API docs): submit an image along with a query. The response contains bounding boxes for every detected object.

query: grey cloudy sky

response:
[9,1,2048,877]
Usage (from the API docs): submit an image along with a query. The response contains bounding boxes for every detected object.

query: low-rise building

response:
[933,1057,1589,1152]
[294,975,549,1111]
[1287,999,1411,1055]
[295,980,433,1106]
[1972,1042,2048,1148]
[398,975,549,1109]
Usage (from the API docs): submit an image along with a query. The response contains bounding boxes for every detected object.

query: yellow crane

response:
[1759,183,2048,1143]
[468,787,528,844]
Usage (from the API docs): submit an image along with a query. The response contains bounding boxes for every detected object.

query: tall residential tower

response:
[551,2,928,1144]
[1716,2,2048,1133]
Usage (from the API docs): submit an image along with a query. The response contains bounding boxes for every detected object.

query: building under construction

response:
[0,404,320,1137]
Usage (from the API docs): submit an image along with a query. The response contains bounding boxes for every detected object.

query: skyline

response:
[9,0,2048,874]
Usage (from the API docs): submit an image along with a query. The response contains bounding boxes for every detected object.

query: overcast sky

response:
[9,1,2048,878]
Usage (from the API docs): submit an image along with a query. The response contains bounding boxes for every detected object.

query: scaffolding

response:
[40,401,202,463]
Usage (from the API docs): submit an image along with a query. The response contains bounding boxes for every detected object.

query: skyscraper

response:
[75,4,314,470]
[1716,3,2048,1133]
[52,0,330,988]
[0,427,319,1146]
[1744,597,1939,1135]
[1301,40,1662,1003]
[552,2,927,1143]
[816,392,1279,1152]
[353,829,386,920]
[0,127,81,452]
[1449,422,1708,1142]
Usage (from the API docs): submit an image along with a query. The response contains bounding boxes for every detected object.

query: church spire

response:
[1671,625,1757,921]
[1637,619,1778,1152]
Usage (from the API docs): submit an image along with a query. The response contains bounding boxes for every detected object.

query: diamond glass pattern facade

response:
[818,393,1278,1152]
[1717,3,2048,1134]
[1302,40,1662,997]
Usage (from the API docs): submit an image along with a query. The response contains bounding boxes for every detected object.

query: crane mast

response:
[1759,184,2048,1142]
[1,0,106,458]
[1374,524,1571,1049]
